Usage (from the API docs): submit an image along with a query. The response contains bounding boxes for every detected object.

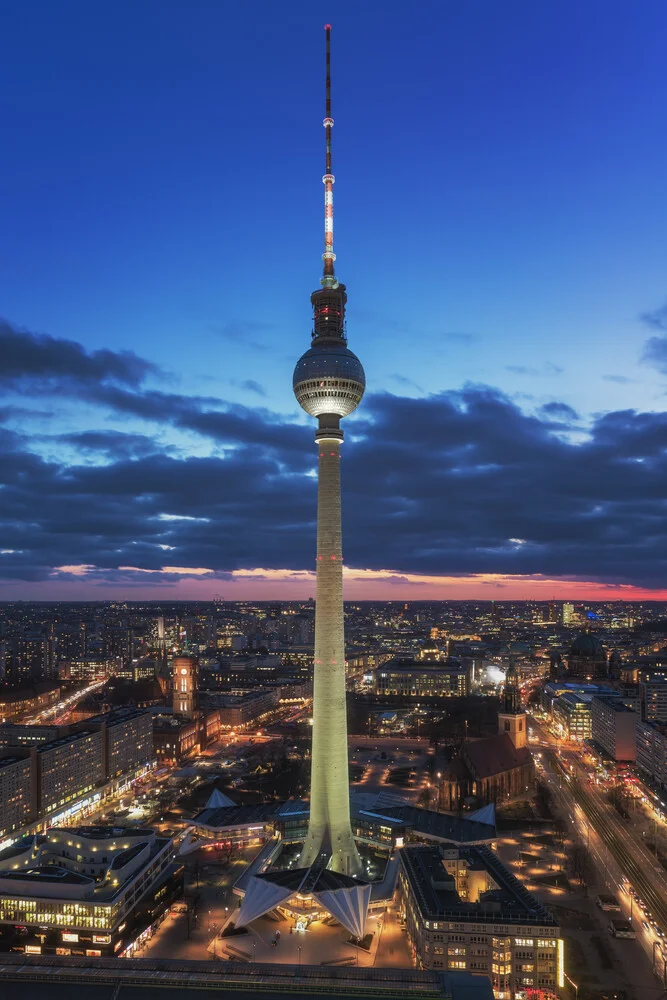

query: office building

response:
[636,721,667,789]
[398,844,562,997]
[37,729,105,817]
[0,754,35,842]
[641,678,667,723]
[375,659,470,698]
[590,695,637,762]
[553,692,592,741]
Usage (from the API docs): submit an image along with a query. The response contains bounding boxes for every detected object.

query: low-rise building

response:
[152,713,200,764]
[0,683,61,724]
[0,825,183,956]
[398,843,562,997]
[375,659,470,698]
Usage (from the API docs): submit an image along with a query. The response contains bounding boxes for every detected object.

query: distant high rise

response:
[173,655,198,718]
[293,25,364,877]
[562,602,575,625]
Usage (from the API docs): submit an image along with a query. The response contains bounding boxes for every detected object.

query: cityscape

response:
[2,5,667,1000]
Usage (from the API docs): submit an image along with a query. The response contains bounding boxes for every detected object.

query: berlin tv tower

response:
[293,25,364,876]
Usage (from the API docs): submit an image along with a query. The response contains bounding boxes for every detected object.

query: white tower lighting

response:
[292,25,364,876]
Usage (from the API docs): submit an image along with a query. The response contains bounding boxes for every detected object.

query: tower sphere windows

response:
[293,344,365,417]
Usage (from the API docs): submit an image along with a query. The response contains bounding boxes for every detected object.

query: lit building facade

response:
[375,660,470,698]
[590,695,637,762]
[0,826,182,956]
[172,655,198,717]
[398,844,563,998]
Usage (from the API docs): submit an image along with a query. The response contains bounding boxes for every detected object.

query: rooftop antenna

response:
[322,24,336,288]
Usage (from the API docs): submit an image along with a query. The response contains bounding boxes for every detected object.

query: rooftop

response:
[401,844,558,926]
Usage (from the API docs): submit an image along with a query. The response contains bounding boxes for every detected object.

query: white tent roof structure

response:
[468,803,496,826]
[236,875,295,927]
[205,788,235,810]
[313,882,371,939]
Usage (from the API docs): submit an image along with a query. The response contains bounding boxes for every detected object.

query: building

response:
[172,655,198,717]
[437,667,533,810]
[636,721,667,789]
[590,695,637,762]
[567,631,608,680]
[58,659,119,682]
[152,713,200,764]
[37,729,105,818]
[291,25,366,878]
[0,683,61,724]
[497,663,526,749]
[398,843,562,997]
[553,692,592,741]
[641,678,667,723]
[562,602,575,624]
[0,709,155,841]
[0,754,35,842]
[82,708,154,781]
[0,724,60,747]
[192,797,497,854]
[374,659,470,698]
[0,956,493,1000]
[0,826,182,956]
[208,689,279,729]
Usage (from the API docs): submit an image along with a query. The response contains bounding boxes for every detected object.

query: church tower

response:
[498,661,527,749]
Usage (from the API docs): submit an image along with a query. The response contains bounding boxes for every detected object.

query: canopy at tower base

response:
[313,881,371,939]
[204,788,236,810]
[236,875,295,927]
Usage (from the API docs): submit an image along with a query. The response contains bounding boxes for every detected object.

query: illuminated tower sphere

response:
[293,25,363,876]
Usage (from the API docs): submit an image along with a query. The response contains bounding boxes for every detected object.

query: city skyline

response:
[3,1,667,601]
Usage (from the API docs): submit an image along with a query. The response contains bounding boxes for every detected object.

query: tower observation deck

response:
[292,25,364,877]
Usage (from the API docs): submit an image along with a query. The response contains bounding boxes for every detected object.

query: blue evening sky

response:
[3,0,667,429]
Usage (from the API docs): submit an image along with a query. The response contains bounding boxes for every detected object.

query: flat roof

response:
[400,844,558,926]
[0,866,92,886]
[0,953,476,999]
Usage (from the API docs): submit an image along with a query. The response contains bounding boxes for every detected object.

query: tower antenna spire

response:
[322,24,336,287]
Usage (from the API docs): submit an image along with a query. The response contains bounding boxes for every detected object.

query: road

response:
[531,716,667,981]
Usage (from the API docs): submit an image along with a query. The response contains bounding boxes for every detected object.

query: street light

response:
[564,972,579,998]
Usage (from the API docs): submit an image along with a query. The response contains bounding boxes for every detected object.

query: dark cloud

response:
[602,374,635,384]
[640,302,667,333]
[237,379,267,397]
[3,323,667,591]
[643,335,667,375]
[0,319,159,388]
[2,374,667,589]
[640,301,667,375]
[539,401,579,421]
[59,431,166,461]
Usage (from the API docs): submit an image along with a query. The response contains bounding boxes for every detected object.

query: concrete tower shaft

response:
[299,425,361,874]
[293,25,362,877]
